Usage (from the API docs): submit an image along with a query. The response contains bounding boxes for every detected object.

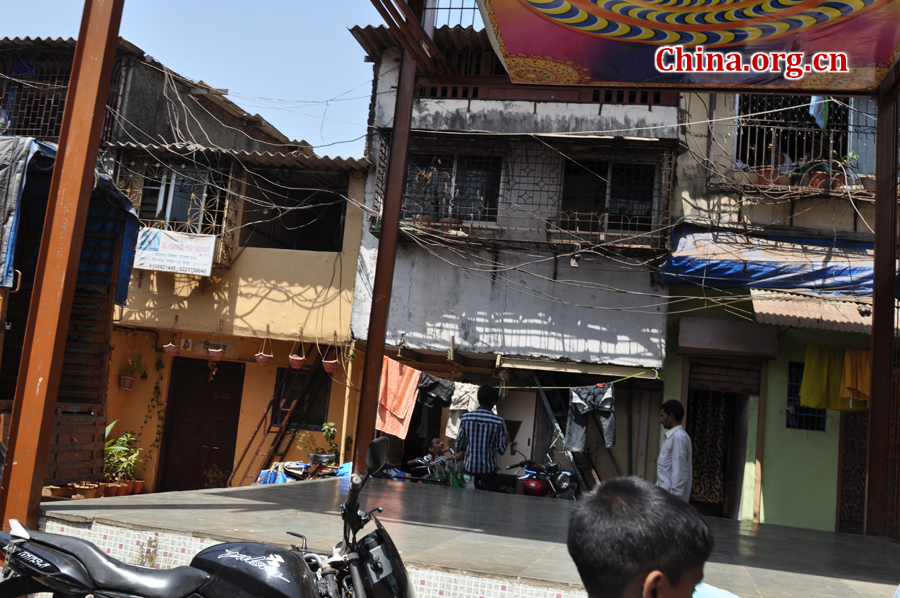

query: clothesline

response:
[500,369,657,390]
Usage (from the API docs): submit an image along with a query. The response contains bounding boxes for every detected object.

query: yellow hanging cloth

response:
[839,347,871,408]
[799,344,845,410]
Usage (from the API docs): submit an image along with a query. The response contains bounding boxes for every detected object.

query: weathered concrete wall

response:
[374,49,678,138]
[114,57,282,153]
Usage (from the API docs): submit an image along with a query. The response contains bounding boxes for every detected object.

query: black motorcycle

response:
[0,436,410,598]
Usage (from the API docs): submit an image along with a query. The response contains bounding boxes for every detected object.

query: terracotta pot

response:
[809,171,830,189]
[123,480,135,495]
[131,480,145,494]
[861,175,877,193]
[163,342,180,356]
[758,168,778,185]
[255,352,273,366]
[113,483,128,496]
[322,360,341,374]
[75,487,98,499]
[207,348,225,361]
[50,486,74,498]
[439,217,461,232]
[288,354,307,369]
[119,376,135,391]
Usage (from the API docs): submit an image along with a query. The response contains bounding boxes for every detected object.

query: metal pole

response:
[867,85,899,536]
[352,18,420,471]
[0,0,124,529]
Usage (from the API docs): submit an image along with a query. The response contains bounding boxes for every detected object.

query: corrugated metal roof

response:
[350,25,491,58]
[0,36,145,56]
[751,290,877,334]
[105,141,369,172]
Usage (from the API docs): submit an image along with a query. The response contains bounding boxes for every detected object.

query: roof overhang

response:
[751,289,880,334]
[479,0,900,93]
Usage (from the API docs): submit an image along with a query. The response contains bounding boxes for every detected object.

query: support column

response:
[0,0,125,529]
[867,86,900,536]
[353,4,422,470]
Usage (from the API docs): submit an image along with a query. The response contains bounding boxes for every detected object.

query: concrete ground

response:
[42,478,900,598]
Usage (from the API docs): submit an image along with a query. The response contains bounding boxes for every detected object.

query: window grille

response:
[786,362,826,432]
[383,132,672,250]
[271,367,331,431]
[133,162,228,236]
[425,0,484,29]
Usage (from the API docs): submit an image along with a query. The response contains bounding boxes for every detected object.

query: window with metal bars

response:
[786,362,826,432]
[403,152,502,223]
[137,164,227,235]
[271,367,331,431]
[560,160,658,234]
[737,95,851,170]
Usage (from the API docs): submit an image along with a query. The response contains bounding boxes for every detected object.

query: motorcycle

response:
[0,436,412,598]
[505,445,578,499]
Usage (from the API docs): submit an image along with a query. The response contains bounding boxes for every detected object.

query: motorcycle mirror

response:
[510,442,518,454]
[366,436,390,474]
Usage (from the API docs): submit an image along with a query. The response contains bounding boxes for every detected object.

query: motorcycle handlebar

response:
[506,461,528,470]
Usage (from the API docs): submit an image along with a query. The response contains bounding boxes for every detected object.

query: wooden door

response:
[159,358,245,492]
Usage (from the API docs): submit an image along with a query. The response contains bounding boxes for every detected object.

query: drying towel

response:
[800,344,861,411]
[446,382,488,439]
[376,357,421,438]
[840,347,872,406]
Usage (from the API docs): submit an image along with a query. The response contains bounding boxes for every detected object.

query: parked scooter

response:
[0,437,412,598]
[505,445,577,499]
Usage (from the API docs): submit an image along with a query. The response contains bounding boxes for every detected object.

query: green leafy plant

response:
[104,423,143,482]
[203,464,228,489]
[121,350,148,379]
[295,422,353,464]
[138,354,166,466]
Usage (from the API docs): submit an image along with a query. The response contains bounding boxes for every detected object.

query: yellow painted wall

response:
[116,171,366,344]
[107,331,363,492]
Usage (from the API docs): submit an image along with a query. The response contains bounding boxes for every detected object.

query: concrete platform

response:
[40,478,900,598]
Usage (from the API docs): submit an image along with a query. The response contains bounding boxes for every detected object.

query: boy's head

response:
[567,476,713,598]
[422,436,446,456]
[477,385,500,408]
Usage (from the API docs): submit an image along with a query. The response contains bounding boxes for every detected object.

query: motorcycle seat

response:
[307,453,336,463]
[28,530,210,598]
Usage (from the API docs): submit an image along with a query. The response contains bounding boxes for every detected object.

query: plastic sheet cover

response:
[659,225,873,296]
[480,0,900,91]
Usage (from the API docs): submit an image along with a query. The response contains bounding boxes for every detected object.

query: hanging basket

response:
[208,348,225,361]
[163,342,180,356]
[255,352,273,366]
[289,327,307,369]
[322,359,341,374]
[119,376,135,391]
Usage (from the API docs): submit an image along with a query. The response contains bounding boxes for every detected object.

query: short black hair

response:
[567,476,713,598]
[422,436,439,454]
[477,385,499,408]
[661,399,685,423]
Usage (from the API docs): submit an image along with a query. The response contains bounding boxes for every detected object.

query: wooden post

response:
[0,0,125,529]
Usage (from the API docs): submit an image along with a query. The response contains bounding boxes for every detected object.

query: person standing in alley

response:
[657,400,692,503]
[455,385,519,493]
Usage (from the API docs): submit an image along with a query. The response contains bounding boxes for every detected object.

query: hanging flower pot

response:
[163,342,180,356]
[119,376,135,391]
[289,327,307,369]
[322,359,341,374]
[207,348,225,361]
[256,325,273,366]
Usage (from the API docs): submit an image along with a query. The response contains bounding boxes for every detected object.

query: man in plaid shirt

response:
[455,385,519,492]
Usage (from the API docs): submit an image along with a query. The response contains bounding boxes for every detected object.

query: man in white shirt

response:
[657,400,693,503]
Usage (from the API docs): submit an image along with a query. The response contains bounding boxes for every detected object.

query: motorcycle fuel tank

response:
[190,542,318,598]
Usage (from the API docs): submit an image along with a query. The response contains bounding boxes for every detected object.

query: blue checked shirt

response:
[456,407,508,474]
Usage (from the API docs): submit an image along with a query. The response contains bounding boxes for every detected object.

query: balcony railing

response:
[425,0,484,29]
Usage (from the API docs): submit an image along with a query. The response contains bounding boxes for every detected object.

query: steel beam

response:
[353,6,420,472]
[0,0,124,529]
[867,86,900,536]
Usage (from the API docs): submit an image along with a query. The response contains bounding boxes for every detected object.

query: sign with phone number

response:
[134,228,216,277]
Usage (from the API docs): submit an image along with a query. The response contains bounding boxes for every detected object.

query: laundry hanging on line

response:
[565,383,616,452]
[375,356,421,438]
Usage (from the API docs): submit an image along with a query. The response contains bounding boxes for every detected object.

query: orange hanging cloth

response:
[375,356,421,438]
[840,347,872,407]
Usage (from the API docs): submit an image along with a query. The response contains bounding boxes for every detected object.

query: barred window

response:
[560,160,658,234]
[138,166,226,235]
[403,152,501,223]
[786,362,826,432]
[272,367,331,431]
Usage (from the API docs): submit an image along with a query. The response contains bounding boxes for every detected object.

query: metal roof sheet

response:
[750,290,877,335]
[104,141,369,172]
[350,25,492,58]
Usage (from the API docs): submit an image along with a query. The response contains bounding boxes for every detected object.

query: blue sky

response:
[2,2,385,158]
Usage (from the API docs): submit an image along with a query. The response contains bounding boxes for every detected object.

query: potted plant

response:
[120,351,147,390]
[104,422,143,494]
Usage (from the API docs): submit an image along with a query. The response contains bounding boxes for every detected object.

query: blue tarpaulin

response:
[0,136,139,305]
[659,225,873,297]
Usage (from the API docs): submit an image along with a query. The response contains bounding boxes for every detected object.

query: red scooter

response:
[506,445,577,499]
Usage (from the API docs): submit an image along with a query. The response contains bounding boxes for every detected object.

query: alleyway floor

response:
[41,478,900,598]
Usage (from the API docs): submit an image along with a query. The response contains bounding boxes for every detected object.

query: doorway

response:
[159,357,245,492]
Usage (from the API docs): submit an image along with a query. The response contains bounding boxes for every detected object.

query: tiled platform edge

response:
[39,516,588,598]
